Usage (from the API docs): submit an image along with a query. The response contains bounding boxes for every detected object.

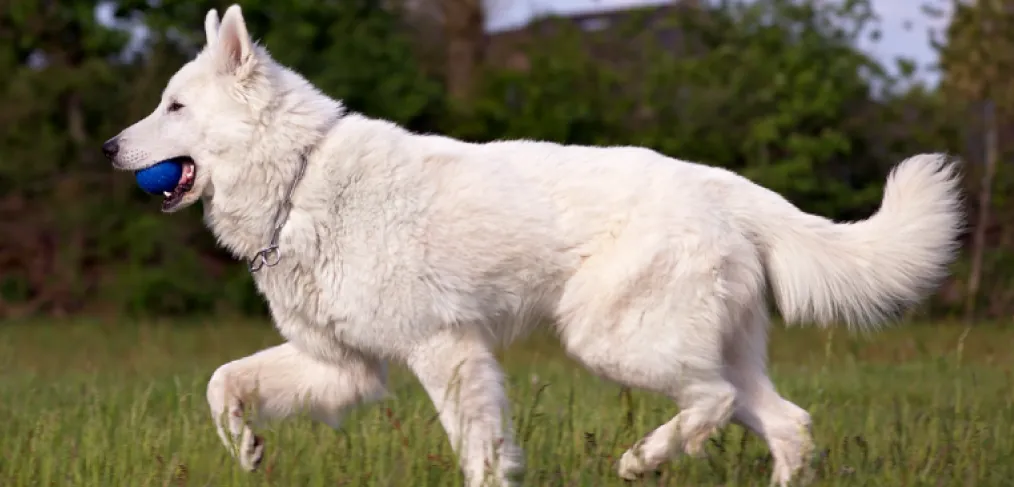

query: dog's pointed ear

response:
[215,4,255,76]
[204,8,220,47]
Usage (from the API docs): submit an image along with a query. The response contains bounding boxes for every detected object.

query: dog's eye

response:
[167,101,184,113]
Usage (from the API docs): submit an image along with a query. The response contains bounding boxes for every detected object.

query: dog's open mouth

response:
[162,159,197,211]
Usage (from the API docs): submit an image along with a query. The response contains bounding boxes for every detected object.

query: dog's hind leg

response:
[725,311,814,487]
[206,342,388,471]
[407,330,524,487]
[559,289,740,480]
[613,355,738,480]
[556,231,758,481]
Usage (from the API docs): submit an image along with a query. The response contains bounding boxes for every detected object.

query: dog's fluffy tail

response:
[742,153,964,329]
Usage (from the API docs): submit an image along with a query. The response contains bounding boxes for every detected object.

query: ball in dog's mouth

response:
[162,159,197,211]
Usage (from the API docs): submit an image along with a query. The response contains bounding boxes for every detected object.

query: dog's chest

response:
[251,256,395,361]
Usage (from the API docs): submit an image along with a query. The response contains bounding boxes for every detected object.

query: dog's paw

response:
[617,449,646,480]
[237,431,265,471]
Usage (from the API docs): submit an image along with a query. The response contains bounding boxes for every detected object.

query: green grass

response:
[1,319,1012,486]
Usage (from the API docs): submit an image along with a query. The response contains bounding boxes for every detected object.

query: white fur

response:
[204,9,220,47]
[106,5,965,486]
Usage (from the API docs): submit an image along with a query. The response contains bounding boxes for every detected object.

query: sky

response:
[485,0,953,86]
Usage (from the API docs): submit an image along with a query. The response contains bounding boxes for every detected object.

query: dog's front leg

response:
[407,331,524,487]
[206,342,388,470]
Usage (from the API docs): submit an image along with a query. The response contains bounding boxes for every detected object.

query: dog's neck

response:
[203,76,343,262]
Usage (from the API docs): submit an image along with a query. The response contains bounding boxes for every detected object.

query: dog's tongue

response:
[162,162,196,198]
[181,162,195,182]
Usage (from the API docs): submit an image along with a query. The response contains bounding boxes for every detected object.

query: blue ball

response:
[135,160,183,194]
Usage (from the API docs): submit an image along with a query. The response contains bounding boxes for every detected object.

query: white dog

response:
[103,5,964,486]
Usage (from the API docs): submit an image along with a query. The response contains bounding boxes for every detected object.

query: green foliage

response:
[459,25,630,145]
[463,0,944,220]
[938,0,1014,107]
[125,0,446,128]
[0,0,992,319]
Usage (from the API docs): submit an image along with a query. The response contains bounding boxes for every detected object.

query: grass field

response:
[0,319,1012,487]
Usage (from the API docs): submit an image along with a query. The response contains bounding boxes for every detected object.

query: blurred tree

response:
[471,0,904,218]
[440,0,485,104]
[121,0,445,129]
[1,0,154,317]
[936,0,1014,323]
[0,0,986,321]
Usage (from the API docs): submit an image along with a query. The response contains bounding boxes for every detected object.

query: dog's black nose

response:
[101,138,119,160]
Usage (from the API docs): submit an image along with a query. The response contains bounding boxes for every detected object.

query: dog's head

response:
[103,5,272,213]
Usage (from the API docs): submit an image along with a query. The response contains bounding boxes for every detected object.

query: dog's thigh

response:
[207,342,388,470]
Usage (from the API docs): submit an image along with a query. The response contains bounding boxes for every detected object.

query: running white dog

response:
[102,5,964,486]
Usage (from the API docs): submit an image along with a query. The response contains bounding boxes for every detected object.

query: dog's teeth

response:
[163,191,172,197]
